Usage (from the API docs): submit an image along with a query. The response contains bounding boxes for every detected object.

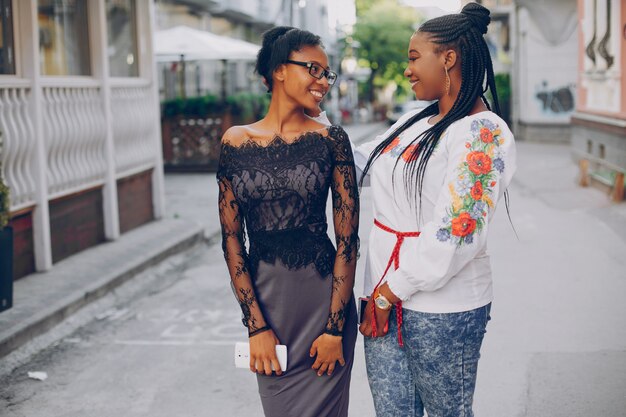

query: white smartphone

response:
[234,342,288,372]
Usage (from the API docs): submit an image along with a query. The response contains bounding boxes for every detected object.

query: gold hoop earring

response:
[444,66,451,96]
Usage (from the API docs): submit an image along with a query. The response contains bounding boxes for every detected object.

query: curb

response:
[0,218,204,359]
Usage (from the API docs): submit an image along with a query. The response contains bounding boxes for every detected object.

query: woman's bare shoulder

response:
[221,125,255,146]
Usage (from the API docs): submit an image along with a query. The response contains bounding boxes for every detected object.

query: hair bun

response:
[261,26,294,46]
[461,2,490,35]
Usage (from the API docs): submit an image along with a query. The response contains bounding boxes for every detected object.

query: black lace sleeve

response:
[217,144,270,337]
[324,126,360,336]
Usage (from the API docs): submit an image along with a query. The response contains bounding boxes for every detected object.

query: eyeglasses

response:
[286,60,337,86]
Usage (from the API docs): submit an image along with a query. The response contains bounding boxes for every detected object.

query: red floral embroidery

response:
[466,151,492,175]
[480,127,494,143]
[438,119,508,246]
[402,144,419,162]
[382,137,400,154]
[470,181,483,200]
[451,212,477,237]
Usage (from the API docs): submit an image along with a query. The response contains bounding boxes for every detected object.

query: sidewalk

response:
[0,121,387,367]
[0,219,204,360]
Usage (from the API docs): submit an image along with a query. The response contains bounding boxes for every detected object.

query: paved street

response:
[1,125,625,417]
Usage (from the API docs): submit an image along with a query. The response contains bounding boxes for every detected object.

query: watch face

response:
[375,296,391,310]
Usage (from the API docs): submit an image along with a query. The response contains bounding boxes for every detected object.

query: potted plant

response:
[0,129,13,312]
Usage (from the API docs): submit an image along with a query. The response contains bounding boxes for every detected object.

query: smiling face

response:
[277,45,331,111]
[404,32,448,101]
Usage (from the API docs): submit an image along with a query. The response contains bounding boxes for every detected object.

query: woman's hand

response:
[358,297,392,338]
[249,329,283,376]
[310,334,345,376]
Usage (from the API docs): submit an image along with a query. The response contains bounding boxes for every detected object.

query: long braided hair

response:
[360,3,510,216]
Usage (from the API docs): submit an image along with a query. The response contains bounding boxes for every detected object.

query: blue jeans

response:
[364,304,491,417]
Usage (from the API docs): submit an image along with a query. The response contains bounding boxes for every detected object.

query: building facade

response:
[511,0,579,142]
[0,0,164,279]
[571,0,625,199]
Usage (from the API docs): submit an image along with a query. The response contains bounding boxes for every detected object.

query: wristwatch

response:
[374,291,392,311]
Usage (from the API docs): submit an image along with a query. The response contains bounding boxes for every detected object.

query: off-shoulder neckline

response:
[222,125,342,150]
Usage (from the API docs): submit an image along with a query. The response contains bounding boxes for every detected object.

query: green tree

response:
[352,1,422,103]
[355,0,378,16]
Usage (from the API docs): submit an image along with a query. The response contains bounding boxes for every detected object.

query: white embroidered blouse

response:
[354,110,517,313]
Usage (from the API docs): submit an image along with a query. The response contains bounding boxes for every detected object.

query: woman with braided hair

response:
[356,3,516,416]
[217,26,359,416]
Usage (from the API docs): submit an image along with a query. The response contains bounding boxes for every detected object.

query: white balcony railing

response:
[42,86,108,198]
[0,86,37,210]
[111,82,158,177]
[0,0,164,273]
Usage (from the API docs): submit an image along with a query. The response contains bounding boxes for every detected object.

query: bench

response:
[575,151,625,202]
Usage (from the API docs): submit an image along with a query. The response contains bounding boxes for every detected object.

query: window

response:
[0,0,15,74]
[107,0,138,77]
[38,0,91,76]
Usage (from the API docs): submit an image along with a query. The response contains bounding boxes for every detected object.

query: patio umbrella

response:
[154,25,260,62]
[154,26,260,99]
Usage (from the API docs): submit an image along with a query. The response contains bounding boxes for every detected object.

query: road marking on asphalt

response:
[114,339,367,347]
[126,307,246,344]
[136,308,234,323]
[114,340,241,346]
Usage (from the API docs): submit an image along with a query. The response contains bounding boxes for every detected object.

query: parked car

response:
[386,100,434,125]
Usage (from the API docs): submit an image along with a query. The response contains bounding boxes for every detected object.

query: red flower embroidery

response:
[466,151,492,175]
[451,212,477,237]
[383,137,400,154]
[490,181,496,187]
[480,127,494,143]
[402,144,419,162]
[470,181,483,200]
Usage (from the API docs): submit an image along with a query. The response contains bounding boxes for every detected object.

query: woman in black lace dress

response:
[217,27,359,417]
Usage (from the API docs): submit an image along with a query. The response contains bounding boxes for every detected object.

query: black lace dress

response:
[217,125,359,417]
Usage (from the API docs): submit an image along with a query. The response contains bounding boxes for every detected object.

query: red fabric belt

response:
[371,219,420,347]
